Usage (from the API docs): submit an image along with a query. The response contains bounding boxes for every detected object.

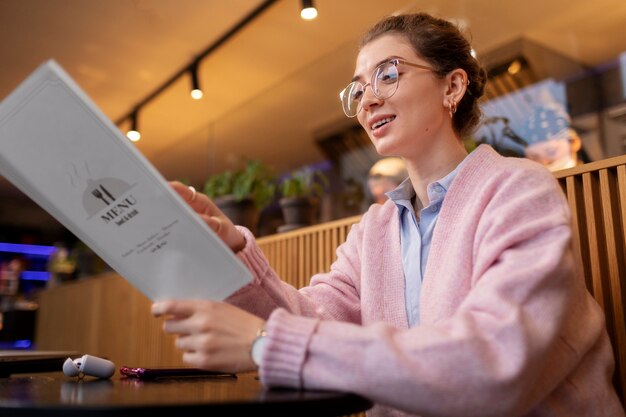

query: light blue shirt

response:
[386,165,462,327]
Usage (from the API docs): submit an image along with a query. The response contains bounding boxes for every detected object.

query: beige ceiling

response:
[1,0,626,208]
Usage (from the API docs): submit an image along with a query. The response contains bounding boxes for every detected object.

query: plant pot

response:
[214,195,260,235]
[279,197,318,231]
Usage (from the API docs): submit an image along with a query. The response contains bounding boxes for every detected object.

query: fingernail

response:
[151,303,163,315]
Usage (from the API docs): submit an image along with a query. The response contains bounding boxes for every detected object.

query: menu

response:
[0,59,252,301]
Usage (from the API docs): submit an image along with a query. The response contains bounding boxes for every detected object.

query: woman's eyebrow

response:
[351,56,404,82]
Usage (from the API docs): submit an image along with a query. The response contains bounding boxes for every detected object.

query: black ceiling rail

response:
[115,0,278,126]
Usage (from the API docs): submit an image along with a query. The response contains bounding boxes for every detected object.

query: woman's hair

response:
[359,13,488,137]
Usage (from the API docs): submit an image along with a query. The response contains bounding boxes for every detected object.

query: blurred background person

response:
[366,157,408,204]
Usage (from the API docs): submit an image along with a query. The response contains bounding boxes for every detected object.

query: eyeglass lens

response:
[340,61,400,117]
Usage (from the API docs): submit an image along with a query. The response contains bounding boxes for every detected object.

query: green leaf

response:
[204,160,276,210]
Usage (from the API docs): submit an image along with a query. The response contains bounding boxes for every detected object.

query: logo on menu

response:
[67,162,140,227]
[81,177,140,227]
[95,190,139,226]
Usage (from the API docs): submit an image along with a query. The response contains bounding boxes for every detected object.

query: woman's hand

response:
[169,181,245,252]
[152,300,265,373]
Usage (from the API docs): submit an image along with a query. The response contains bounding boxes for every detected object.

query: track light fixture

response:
[115,0,278,137]
[300,0,317,20]
[189,61,203,100]
[126,110,141,142]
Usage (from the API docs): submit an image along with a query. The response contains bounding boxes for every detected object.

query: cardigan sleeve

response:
[258,162,616,417]
[224,216,366,324]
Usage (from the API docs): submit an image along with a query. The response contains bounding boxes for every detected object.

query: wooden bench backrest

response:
[258,154,626,405]
[554,155,626,404]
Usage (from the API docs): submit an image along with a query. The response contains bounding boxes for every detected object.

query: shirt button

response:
[431,204,438,213]
[433,184,443,193]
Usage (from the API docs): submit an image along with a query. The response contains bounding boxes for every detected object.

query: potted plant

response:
[278,167,329,232]
[203,160,276,235]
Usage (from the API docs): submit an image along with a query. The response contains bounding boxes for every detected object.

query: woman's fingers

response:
[152,300,264,372]
[152,299,206,318]
[170,181,222,217]
[168,181,245,252]
[170,181,195,202]
[199,214,223,236]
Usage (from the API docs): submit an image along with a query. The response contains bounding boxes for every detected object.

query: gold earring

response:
[448,100,457,118]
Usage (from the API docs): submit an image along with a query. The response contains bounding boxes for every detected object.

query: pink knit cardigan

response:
[229,145,624,417]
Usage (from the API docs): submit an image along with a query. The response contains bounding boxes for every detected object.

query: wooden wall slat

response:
[310,234,314,281]
[618,165,626,258]
[317,230,325,275]
[278,238,285,278]
[297,235,304,288]
[582,172,606,304]
[564,176,582,259]
[599,169,626,400]
[286,237,292,283]
[564,175,593,291]
[304,233,311,283]
[599,169,623,288]
[617,165,626,405]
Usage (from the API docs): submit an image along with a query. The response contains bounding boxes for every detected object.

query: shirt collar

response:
[386,155,468,210]
[386,176,414,203]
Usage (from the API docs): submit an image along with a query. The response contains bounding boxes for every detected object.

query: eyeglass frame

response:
[339,58,435,118]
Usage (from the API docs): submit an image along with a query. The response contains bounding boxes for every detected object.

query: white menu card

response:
[0,60,252,301]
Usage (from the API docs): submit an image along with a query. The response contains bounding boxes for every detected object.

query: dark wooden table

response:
[0,372,372,416]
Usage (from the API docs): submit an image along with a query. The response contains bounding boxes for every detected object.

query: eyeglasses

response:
[339,59,434,118]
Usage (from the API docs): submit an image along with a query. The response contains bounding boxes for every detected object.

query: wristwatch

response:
[250,326,268,367]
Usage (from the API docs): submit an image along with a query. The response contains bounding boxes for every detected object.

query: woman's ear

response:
[443,68,469,109]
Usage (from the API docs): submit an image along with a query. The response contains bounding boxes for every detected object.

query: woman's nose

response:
[360,85,382,112]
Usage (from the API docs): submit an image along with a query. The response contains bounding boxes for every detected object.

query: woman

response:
[152,13,623,416]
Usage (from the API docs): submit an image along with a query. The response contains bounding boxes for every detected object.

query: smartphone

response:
[119,366,236,380]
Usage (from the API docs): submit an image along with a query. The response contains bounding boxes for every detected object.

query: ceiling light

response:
[126,111,141,142]
[189,62,203,100]
[507,59,522,75]
[300,0,317,20]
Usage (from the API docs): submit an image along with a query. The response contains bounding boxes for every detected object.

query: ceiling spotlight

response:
[190,62,203,100]
[126,111,141,142]
[507,59,523,75]
[300,0,317,20]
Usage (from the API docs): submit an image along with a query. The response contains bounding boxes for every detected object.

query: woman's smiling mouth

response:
[371,116,396,131]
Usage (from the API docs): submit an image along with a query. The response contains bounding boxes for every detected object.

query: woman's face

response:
[354,34,447,159]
